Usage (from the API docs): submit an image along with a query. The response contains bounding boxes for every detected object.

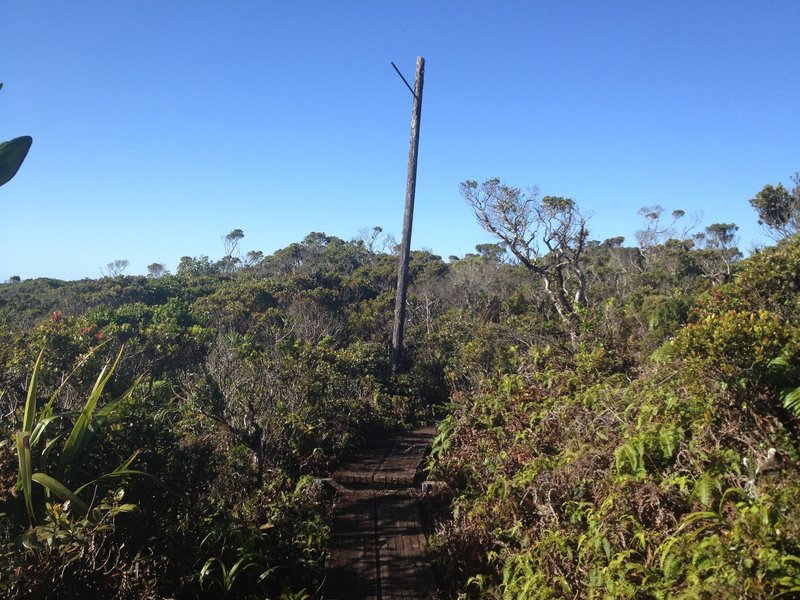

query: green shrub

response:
[670,309,790,392]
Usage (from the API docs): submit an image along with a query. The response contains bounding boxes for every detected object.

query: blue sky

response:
[2,1,799,280]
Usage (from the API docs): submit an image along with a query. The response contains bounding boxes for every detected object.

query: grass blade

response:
[40,435,63,474]
[22,348,45,433]
[74,448,169,496]
[56,347,124,481]
[15,431,34,520]
[30,414,64,447]
[31,472,89,515]
[40,342,107,421]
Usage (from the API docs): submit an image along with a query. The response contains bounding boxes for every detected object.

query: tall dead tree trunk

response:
[392,57,425,367]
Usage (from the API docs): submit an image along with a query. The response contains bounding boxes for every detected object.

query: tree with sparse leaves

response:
[461,177,589,342]
[104,259,129,277]
[693,223,742,283]
[635,205,700,268]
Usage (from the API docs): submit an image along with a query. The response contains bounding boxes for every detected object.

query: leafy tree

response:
[223,228,245,257]
[216,254,241,273]
[260,233,372,281]
[429,237,800,599]
[176,255,220,276]
[146,262,167,278]
[243,250,264,268]
[474,242,507,264]
[749,173,800,240]
[461,178,589,342]
[580,237,633,304]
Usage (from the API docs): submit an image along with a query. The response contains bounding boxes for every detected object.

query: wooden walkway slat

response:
[376,494,436,599]
[324,427,437,600]
[333,427,436,487]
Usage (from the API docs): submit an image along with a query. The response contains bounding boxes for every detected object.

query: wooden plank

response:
[326,492,379,600]
[376,494,436,600]
[325,427,437,599]
[333,427,436,487]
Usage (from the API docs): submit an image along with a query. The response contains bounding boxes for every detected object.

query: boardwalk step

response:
[324,427,437,600]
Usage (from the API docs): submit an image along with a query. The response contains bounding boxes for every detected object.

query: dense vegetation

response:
[428,235,800,598]
[1,232,445,598]
[2,174,799,598]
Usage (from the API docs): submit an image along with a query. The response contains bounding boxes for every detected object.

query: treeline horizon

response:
[8,168,797,284]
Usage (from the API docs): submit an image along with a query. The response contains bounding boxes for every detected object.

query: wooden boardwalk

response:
[324,427,437,600]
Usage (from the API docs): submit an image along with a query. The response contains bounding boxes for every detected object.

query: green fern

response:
[430,415,454,457]
[658,424,683,461]
[767,350,800,418]
[614,441,644,475]
[781,385,800,417]
[693,472,721,508]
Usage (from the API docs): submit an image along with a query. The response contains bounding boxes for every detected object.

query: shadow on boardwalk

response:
[324,427,437,600]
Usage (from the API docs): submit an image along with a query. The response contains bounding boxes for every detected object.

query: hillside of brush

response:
[428,235,800,598]
[0,229,798,598]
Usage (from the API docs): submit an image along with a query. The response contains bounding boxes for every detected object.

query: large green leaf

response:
[0,135,33,187]
[39,342,107,424]
[66,375,141,481]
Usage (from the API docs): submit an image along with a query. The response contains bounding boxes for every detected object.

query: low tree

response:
[216,255,240,273]
[460,178,589,342]
[749,173,800,240]
[177,255,219,276]
[104,259,129,277]
[693,223,742,283]
[243,250,264,268]
[223,228,245,257]
[635,205,699,268]
[582,236,640,301]
[146,262,167,278]
[474,242,507,264]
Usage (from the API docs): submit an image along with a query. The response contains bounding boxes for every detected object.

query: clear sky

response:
[2,1,798,280]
